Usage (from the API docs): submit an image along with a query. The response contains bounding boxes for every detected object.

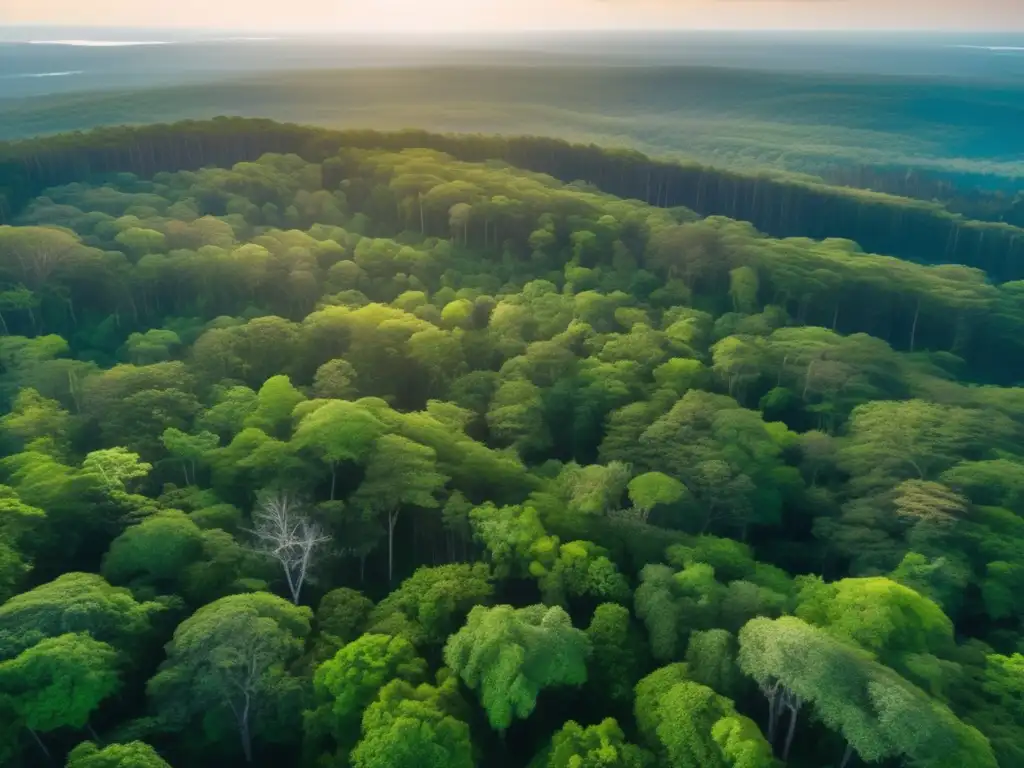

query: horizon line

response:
[2,24,1023,34]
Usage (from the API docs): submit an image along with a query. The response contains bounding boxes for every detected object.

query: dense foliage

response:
[5,118,1024,285]
[0,130,1021,768]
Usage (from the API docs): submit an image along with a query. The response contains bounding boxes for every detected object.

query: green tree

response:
[738,616,994,768]
[586,603,649,707]
[840,400,991,487]
[350,674,474,768]
[889,552,970,615]
[634,562,738,662]
[407,328,466,396]
[738,615,882,763]
[538,540,630,608]
[199,385,258,440]
[245,375,306,439]
[148,592,312,763]
[313,359,358,400]
[0,572,158,660]
[161,428,219,486]
[941,458,1024,512]
[470,502,558,580]
[115,226,166,257]
[354,434,448,582]
[66,741,171,768]
[313,588,374,660]
[634,664,691,744]
[542,718,654,768]
[81,362,198,456]
[0,633,120,756]
[634,565,687,662]
[710,336,768,402]
[653,680,773,768]
[208,427,309,494]
[121,329,181,365]
[0,486,45,602]
[653,358,709,396]
[729,266,760,314]
[101,510,205,593]
[0,286,39,337]
[794,576,953,665]
[0,539,29,607]
[443,604,590,732]
[627,472,687,524]
[293,399,384,500]
[305,633,427,764]
[81,447,152,493]
[179,528,273,606]
[367,563,493,647]
[982,653,1024,724]
[686,629,742,699]
[0,388,71,455]
[487,377,552,458]
[556,461,632,522]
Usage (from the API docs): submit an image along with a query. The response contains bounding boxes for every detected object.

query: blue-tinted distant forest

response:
[2,31,1023,212]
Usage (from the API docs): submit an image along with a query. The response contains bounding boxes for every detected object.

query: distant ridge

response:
[3,117,1024,280]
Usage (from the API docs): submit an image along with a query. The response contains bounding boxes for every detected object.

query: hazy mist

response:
[4,0,1024,33]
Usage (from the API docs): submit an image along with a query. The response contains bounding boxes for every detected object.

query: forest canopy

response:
[5,118,1024,283]
[0,125,1022,768]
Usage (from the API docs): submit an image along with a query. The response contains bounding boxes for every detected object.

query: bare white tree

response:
[248,491,330,604]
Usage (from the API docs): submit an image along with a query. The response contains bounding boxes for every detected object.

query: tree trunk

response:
[782,700,800,762]
[387,508,400,583]
[239,704,253,764]
[832,302,840,331]
[777,354,788,387]
[27,728,52,763]
[68,369,82,413]
[330,464,337,501]
[909,298,921,353]
[839,742,855,768]
[700,508,714,534]
[283,562,299,604]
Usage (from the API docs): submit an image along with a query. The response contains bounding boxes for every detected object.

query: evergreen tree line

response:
[4,117,1024,280]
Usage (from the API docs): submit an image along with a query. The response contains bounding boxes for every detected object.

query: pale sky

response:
[2,0,1023,33]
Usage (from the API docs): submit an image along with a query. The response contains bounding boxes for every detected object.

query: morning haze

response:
[4,0,1024,31]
